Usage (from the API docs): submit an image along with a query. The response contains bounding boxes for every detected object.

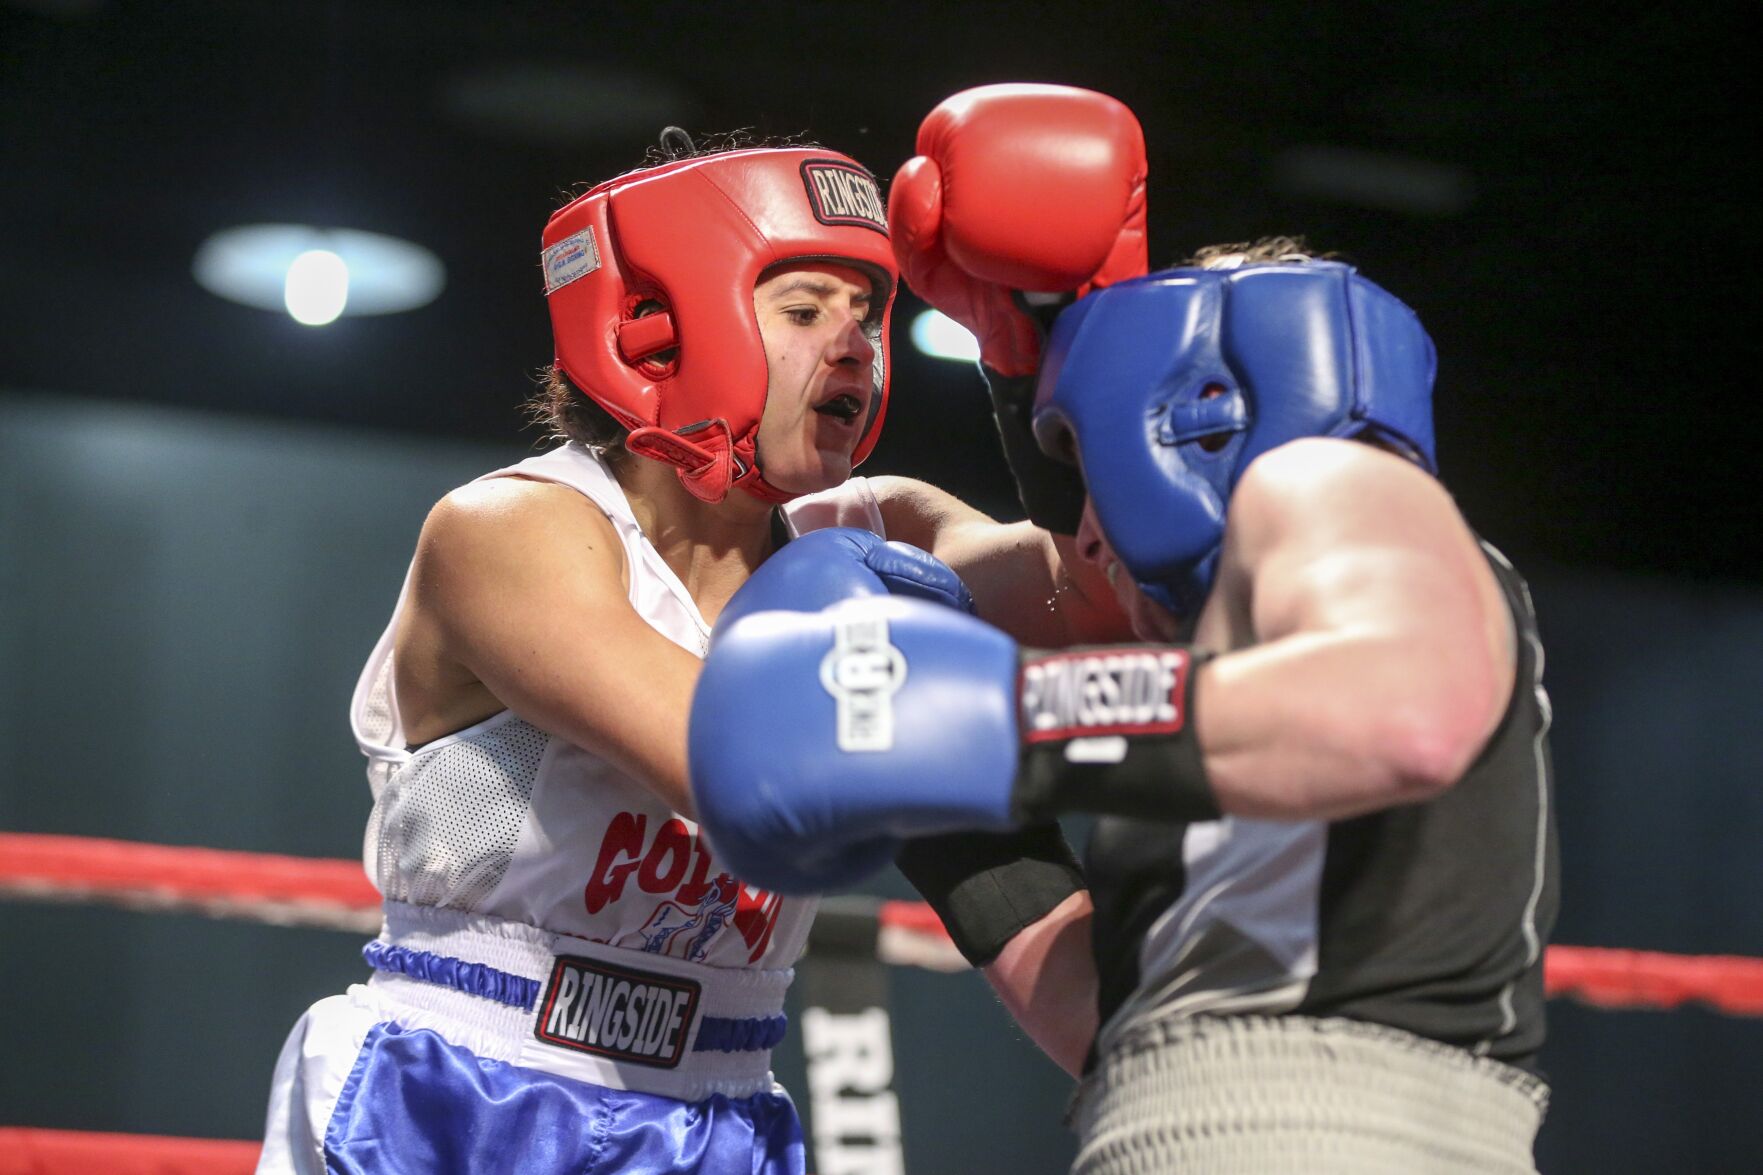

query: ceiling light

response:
[910,310,981,363]
[284,250,349,326]
[193,225,445,324]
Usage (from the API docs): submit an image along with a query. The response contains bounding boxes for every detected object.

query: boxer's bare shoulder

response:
[417,476,628,595]
[392,475,700,805]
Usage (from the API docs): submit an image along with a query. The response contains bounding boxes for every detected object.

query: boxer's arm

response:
[981,890,1098,1077]
[869,475,1132,647]
[1194,438,1517,820]
[399,477,702,814]
[693,444,1516,864]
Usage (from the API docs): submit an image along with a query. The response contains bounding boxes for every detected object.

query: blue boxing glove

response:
[714,527,974,640]
[690,597,1020,893]
[691,595,1223,896]
[696,529,976,889]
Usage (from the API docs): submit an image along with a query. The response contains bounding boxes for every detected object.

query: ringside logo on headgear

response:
[541,147,899,505]
[536,955,701,1068]
[800,161,887,233]
[1019,648,1191,743]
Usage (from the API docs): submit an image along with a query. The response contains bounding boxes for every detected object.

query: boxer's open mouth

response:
[814,393,863,423]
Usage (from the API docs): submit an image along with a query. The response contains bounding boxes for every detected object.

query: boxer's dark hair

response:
[550,129,825,205]
[526,365,631,462]
[640,127,823,166]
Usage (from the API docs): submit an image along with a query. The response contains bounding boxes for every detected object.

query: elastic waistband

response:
[1074,1015,1548,1175]
[364,902,792,1101]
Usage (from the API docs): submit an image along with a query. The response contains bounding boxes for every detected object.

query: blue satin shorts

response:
[258,989,805,1175]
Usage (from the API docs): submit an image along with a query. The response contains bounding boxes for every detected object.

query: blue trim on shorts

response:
[361,943,787,1052]
[363,941,540,1011]
[694,1013,788,1053]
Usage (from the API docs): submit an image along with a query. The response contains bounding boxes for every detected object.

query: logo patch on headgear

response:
[800,161,887,234]
[542,226,601,294]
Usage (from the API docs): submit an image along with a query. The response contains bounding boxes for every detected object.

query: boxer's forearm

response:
[869,476,1131,648]
[949,519,1124,647]
[981,890,1098,1078]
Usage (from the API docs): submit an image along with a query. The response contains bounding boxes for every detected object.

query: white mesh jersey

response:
[349,443,885,971]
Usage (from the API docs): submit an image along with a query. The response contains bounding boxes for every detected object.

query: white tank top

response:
[349,444,885,972]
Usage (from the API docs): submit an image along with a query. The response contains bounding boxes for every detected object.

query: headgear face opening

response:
[541,147,898,503]
[1032,261,1437,615]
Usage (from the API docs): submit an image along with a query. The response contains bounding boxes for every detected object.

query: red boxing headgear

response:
[542,147,898,503]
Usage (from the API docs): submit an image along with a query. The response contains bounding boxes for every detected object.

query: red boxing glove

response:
[890,84,1148,376]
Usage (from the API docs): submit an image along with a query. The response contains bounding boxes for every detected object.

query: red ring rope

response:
[0,1128,259,1175]
[2,831,1759,1015]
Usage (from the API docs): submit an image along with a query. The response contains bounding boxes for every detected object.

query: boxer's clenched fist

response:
[890,83,1148,375]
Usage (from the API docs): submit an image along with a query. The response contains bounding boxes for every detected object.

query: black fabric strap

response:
[767,506,792,551]
[982,365,1087,535]
[893,824,1085,967]
[1011,644,1220,824]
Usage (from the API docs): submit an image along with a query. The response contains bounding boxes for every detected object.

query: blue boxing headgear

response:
[1032,260,1436,616]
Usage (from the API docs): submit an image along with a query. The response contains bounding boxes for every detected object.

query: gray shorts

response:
[1071,1015,1549,1175]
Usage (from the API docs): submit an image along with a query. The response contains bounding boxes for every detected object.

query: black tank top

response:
[1085,543,1559,1071]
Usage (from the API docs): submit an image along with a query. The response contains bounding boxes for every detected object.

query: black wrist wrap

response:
[1012,644,1220,824]
[893,824,1085,967]
[981,365,1087,536]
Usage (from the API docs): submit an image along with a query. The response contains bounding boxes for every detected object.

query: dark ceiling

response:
[3,1,1756,584]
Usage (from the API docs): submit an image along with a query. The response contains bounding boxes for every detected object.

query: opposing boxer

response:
[690,90,1559,1174]
[255,108,1148,1175]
